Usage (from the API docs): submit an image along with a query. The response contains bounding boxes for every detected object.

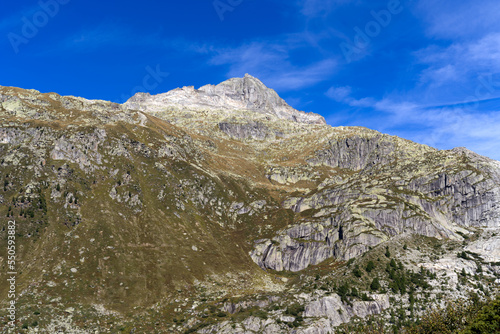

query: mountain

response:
[125,74,326,125]
[0,76,499,333]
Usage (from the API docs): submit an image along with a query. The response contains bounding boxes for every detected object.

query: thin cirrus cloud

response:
[325,86,374,108]
[47,24,215,56]
[299,0,352,18]
[65,25,132,50]
[210,41,338,91]
[415,0,500,40]
[326,3,500,159]
[417,33,500,83]
[29,23,142,55]
[0,5,40,33]
[324,25,500,159]
[57,24,172,52]
[325,86,500,159]
[63,23,214,54]
[44,22,339,92]
[401,106,500,159]
[404,32,500,108]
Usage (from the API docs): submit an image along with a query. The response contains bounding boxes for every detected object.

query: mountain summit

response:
[125,74,326,125]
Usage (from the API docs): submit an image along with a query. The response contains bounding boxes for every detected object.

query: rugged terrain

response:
[0,74,499,333]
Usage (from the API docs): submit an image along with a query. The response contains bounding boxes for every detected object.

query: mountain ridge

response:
[125,74,327,125]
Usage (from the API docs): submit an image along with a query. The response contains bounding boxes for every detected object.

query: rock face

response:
[302,294,390,331]
[307,134,398,170]
[197,293,390,334]
[218,121,284,140]
[250,135,500,272]
[124,74,326,125]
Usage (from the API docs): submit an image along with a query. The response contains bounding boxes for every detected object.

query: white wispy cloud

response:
[326,85,375,107]
[38,20,338,92]
[210,41,338,91]
[0,5,40,32]
[299,0,352,18]
[404,0,500,110]
[409,32,500,108]
[63,24,133,50]
[326,86,500,159]
[323,1,500,160]
[417,33,500,78]
[415,0,500,40]
[393,104,500,160]
[42,22,216,58]
[325,86,351,101]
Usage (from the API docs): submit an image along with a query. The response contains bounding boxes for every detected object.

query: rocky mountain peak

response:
[125,74,326,125]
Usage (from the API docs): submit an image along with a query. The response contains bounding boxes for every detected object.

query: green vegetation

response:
[458,251,470,260]
[404,296,500,334]
[285,303,305,317]
[461,296,500,333]
[285,303,305,327]
[353,265,363,277]
[366,260,375,273]
[370,277,381,291]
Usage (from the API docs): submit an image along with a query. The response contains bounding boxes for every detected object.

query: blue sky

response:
[2,0,500,160]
